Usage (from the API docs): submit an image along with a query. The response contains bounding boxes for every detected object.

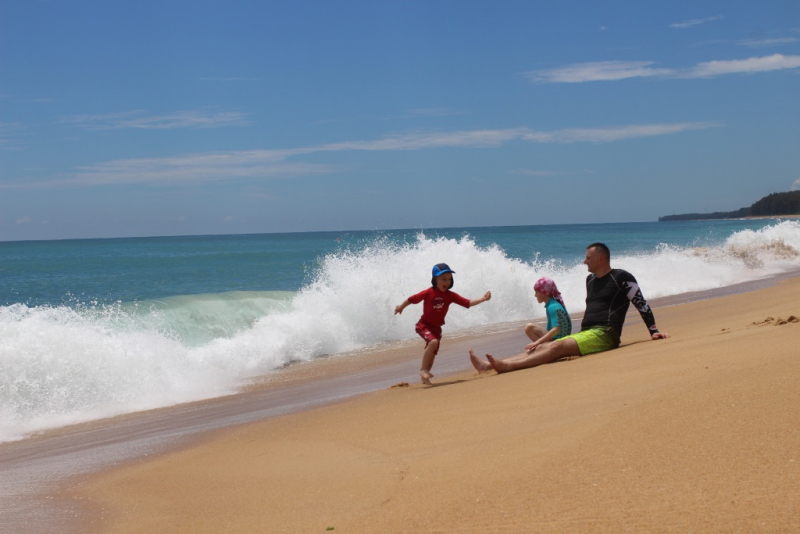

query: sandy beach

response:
[59,275,800,533]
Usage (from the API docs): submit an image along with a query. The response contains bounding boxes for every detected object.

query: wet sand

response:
[3,273,800,532]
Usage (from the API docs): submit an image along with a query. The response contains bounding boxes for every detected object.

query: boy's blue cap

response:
[432,263,455,277]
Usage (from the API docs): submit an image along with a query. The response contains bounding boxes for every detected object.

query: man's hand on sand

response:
[652,332,670,340]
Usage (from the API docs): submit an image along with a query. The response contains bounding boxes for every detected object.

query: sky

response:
[1,0,799,241]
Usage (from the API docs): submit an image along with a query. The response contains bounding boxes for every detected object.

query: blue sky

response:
[2,1,799,241]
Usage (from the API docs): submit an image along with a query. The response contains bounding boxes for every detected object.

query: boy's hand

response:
[483,291,492,302]
[394,305,403,315]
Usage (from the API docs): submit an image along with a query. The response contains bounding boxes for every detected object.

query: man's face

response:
[583,247,603,273]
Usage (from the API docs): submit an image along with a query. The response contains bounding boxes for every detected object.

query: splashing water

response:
[2,221,799,441]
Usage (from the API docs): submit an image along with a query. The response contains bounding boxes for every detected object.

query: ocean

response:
[2,219,799,442]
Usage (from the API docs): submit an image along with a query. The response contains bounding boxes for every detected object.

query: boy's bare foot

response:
[469,349,492,373]
[419,369,434,385]
[486,354,509,374]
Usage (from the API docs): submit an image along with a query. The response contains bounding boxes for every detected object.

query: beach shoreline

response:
[2,270,799,533]
[3,272,795,532]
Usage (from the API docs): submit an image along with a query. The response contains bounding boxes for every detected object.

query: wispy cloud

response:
[59,109,250,130]
[199,77,257,82]
[15,215,32,225]
[510,169,562,177]
[406,107,466,117]
[525,54,800,83]
[61,150,335,187]
[684,54,800,77]
[0,122,24,132]
[0,94,54,103]
[1,122,720,189]
[738,37,800,48]
[792,178,800,191]
[669,15,724,29]
[0,122,25,150]
[319,128,530,151]
[524,61,673,83]
[522,122,720,143]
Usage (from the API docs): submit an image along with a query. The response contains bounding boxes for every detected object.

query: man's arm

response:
[624,278,670,340]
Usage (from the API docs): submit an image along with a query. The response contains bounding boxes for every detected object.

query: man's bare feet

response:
[419,369,434,385]
[469,349,492,373]
[486,354,509,373]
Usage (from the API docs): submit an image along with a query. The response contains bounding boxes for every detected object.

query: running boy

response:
[395,263,491,385]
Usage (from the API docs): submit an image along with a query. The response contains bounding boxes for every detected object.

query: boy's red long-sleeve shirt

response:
[407,287,471,328]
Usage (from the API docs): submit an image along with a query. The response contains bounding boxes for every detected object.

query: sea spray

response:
[2,221,799,441]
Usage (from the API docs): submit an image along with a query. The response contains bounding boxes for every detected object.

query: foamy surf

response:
[2,220,798,441]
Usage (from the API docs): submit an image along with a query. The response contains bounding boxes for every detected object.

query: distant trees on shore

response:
[659,191,800,222]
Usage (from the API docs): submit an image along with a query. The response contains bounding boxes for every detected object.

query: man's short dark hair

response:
[587,242,610,259]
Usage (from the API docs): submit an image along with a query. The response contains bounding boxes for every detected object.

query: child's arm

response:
[469,291,492,307]
[394,298,411,315]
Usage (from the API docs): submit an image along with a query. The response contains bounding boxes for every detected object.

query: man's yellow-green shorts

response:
[558,326,619,356]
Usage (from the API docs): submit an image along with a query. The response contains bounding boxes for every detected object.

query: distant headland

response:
[659,191,800,222]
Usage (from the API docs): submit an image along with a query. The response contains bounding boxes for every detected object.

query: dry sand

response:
[71,278,800,533]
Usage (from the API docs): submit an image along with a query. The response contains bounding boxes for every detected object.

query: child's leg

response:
[414,323,441,385]
[420,338,439,384]
[525,323,546,342]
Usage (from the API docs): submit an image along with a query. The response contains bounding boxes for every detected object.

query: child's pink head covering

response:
[534,277,565,308]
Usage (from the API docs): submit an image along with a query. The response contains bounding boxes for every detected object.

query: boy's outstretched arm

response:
[395,299,411,315]
[469,291,492,307]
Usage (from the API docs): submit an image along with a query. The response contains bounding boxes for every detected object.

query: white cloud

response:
[407,107,465,117]
[0,122,25,150]
[792,178,800,191]
[522,122,720,144]
[684,54,800,77]
[526,54,800,83]
[669,15,724,29]
[199,77,255,82]
[319,128,529,152]
[510,169,561,177]
[739,37,800,48]
[62,150,335,187]
[60,109,250,130]
[15,215,32,224]
[524,61,673,83]
[1,122,719,189]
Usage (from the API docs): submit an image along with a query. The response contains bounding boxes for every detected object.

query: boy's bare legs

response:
[524,323,546,343]
[469,349,492,373]
[487,338,581,373]
[420,339,440,385]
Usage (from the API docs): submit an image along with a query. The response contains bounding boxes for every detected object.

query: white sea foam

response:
[2,221,798,441]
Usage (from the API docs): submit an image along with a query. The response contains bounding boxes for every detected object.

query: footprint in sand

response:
[750,315,799,327]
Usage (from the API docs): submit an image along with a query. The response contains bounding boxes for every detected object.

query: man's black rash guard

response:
[580,269,659,341]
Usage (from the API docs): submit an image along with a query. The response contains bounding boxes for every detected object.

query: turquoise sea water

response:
[2,219,799,441]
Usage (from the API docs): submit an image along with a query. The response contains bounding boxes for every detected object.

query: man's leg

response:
[487,338,581,373]
[469,349,492,372]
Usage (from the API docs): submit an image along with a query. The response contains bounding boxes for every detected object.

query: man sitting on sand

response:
[470,243,669,373]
